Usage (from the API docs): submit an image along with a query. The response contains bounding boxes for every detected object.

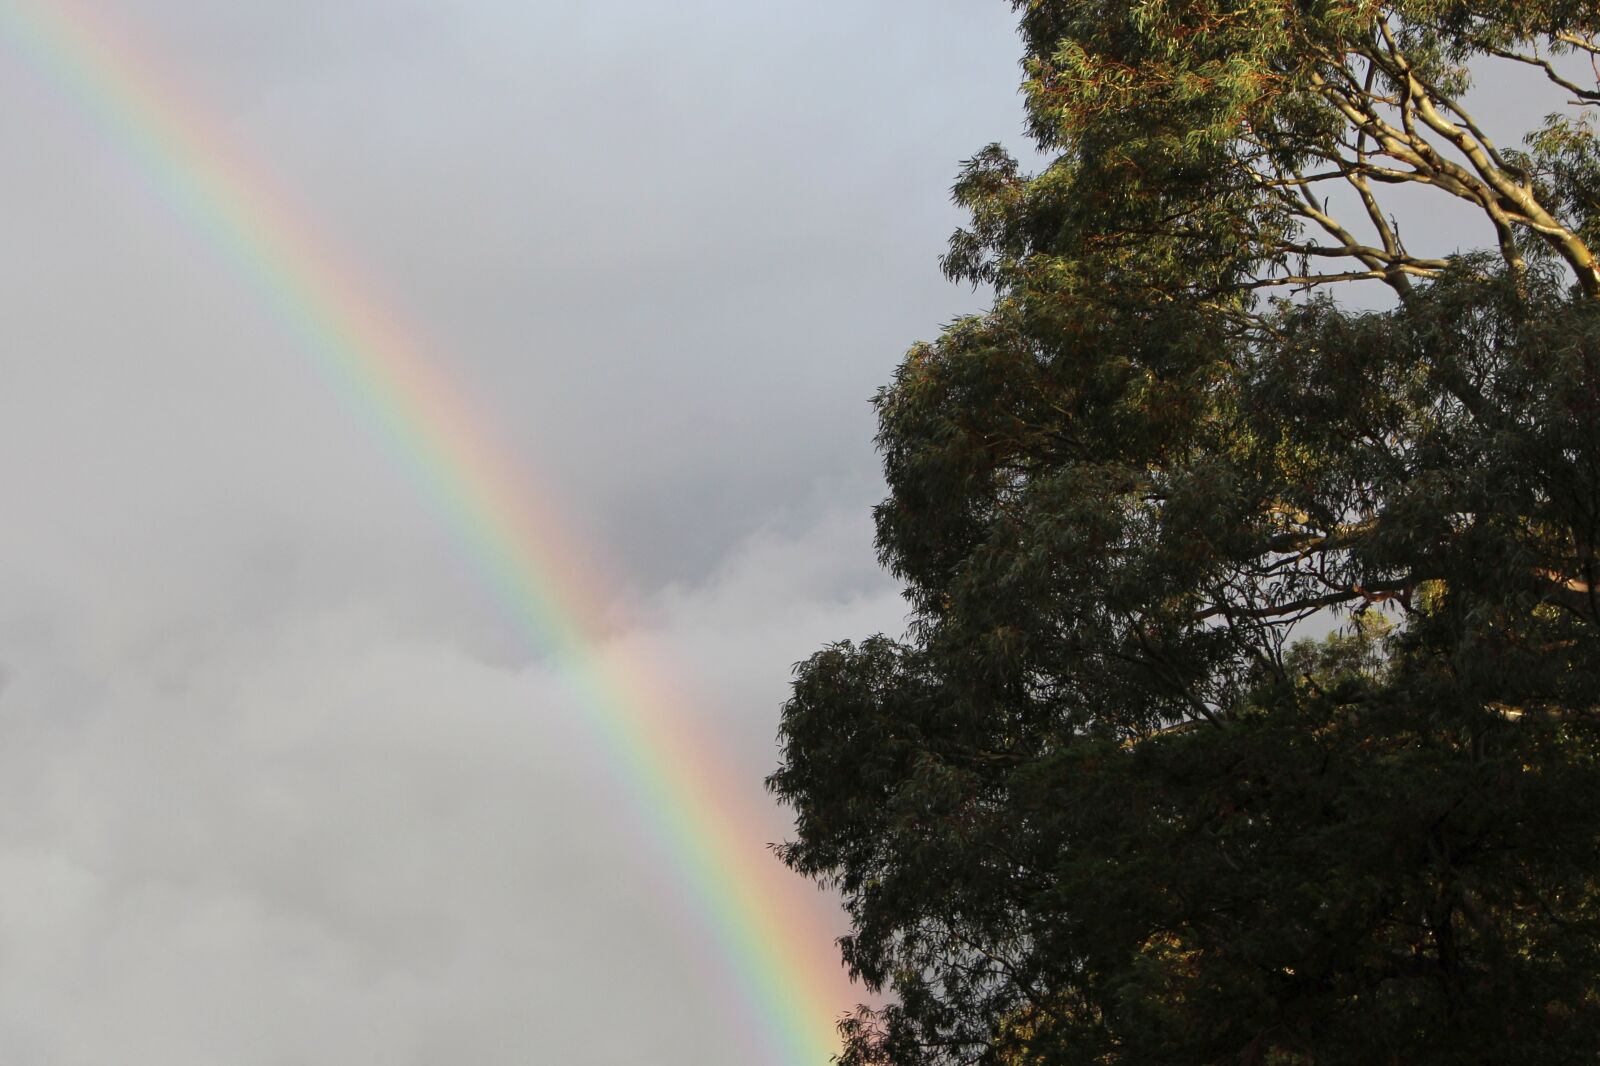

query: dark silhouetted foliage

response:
[772,2,1600,1062]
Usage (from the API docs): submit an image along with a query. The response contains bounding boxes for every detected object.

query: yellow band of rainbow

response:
[0,2,845,1062]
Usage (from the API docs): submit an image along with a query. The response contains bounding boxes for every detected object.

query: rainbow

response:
[0,2,847,1062]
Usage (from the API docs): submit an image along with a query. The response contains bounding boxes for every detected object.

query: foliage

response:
[770,2,1600,1062]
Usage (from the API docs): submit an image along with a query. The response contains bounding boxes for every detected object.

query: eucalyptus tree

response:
[771,2,1600,1062]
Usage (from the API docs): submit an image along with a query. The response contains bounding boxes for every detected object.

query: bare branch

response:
[1374,22,1600,293]
[1485,45,1600,105]
[1244,268,1440,291]
[1195,579,1416,623]
[1556,32,1600,58]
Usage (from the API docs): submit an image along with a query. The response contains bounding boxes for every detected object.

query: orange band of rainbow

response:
[0,3,847,1061]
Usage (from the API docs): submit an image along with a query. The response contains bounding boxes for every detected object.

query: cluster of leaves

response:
[770,1,1600,1063]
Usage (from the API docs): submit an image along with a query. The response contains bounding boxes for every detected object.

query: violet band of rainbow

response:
[0,2,845,1062]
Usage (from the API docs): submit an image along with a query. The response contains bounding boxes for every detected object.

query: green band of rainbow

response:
[0,3,845,1062]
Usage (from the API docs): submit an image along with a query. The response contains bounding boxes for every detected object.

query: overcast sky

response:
[1,3,1579,1063]
[0,3,1027,1064]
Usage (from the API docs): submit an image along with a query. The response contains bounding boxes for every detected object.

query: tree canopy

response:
[770,2,1600,1062]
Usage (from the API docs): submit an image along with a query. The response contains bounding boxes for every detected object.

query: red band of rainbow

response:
[0,2,847,1061]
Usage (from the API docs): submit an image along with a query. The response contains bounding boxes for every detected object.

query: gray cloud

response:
[0,2,1021,1062]
[0,494,906,1064]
